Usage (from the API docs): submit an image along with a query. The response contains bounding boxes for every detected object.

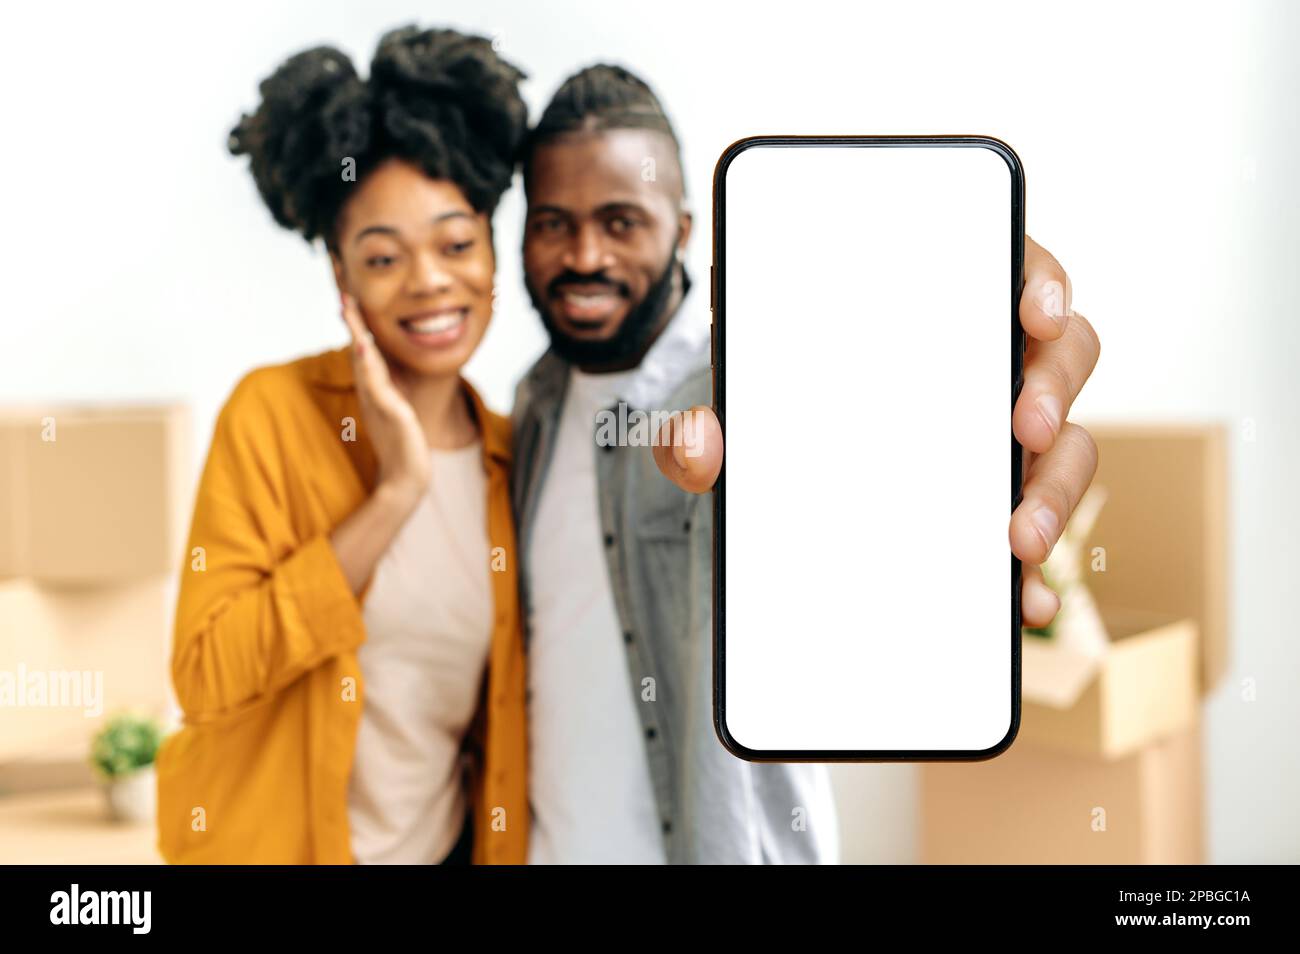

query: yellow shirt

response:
[155,347,528,864]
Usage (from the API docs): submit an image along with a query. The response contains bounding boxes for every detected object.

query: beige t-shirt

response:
[347,440,492,864]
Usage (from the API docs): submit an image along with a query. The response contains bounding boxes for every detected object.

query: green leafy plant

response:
[89,712,164,780]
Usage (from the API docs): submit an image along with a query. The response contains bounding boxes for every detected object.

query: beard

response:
[526,248,684,369]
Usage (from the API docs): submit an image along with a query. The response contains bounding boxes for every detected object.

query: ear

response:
[676,210,694,256]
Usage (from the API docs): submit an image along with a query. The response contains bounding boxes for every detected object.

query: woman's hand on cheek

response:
[341,292,430,510]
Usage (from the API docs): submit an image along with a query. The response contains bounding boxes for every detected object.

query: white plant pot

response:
[103,764,157,823]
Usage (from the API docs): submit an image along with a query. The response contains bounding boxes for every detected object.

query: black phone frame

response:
[711,135,1026,763]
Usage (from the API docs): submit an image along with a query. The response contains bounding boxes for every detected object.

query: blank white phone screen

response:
[720,142,1016,754]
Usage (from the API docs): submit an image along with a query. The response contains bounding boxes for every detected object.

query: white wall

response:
[1,0,1295,862]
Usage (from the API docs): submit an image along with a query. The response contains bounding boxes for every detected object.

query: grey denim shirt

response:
[511,314,840,864]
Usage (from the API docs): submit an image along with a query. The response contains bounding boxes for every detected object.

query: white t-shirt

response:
[526,366,668,864]
[348,440,492,865]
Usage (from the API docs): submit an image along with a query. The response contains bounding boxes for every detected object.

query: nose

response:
[405,248,455,298]
[562,222,615,275]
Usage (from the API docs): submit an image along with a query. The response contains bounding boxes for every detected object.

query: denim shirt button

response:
[623,630,634,644]
[645,726,657,741]
[662,819,672,835]
[603,533,615,547]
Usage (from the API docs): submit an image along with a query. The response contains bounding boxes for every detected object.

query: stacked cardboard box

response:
[921,424,1228,864]
[0,406,187,788]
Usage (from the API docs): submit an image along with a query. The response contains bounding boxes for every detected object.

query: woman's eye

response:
[366,255,396,268]
[446,239,475,255]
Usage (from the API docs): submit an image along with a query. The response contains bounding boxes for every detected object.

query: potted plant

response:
[89,712,164,823]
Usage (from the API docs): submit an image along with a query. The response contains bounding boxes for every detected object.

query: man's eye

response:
[446,239,475,255]
[533,218,565,234]
[608,216,636,234]
[366,255,396,268]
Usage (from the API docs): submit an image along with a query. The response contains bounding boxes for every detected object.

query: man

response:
[512,65,1099,863]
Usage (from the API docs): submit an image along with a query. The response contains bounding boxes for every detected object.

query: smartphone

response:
[712,136,1025,761]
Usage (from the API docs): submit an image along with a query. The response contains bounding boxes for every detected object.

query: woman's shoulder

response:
[231,347,349,398]
[195,348,363,505]
[216,347,351,439]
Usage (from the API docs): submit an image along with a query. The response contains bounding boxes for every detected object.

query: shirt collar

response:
[580,296,709,410]
[305,346,511,466]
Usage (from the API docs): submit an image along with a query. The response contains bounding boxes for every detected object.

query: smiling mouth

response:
[555,288,624,325]
[399,307,469,346]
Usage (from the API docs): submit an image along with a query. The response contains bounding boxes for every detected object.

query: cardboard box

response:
[918,423,1226,863]
[1020,608,1198,759]
[0,576,173,765]
[1007,424,1225,758]
[921,713,1204,864]
[0,423,28,579]
[1082,423,1230,696]
[0,406,189,584]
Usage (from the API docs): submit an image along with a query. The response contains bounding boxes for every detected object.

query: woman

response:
[154,26,529,864]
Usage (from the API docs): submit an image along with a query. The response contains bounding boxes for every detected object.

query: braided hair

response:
[521,63,684,195]
[228,26,528,248]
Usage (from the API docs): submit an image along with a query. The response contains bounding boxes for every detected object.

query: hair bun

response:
[230,28,527,245]
[228,46,368,237]
[369,26,527,206]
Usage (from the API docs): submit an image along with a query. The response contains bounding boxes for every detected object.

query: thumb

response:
[653,405,723,494]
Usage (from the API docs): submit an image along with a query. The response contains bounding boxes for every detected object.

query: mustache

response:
[547,271,631,299]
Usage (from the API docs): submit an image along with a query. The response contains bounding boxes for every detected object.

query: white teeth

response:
[564,292,615,305]
[406,310,465,334]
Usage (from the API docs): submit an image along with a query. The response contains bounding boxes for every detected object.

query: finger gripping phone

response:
[712,135,1025,761]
